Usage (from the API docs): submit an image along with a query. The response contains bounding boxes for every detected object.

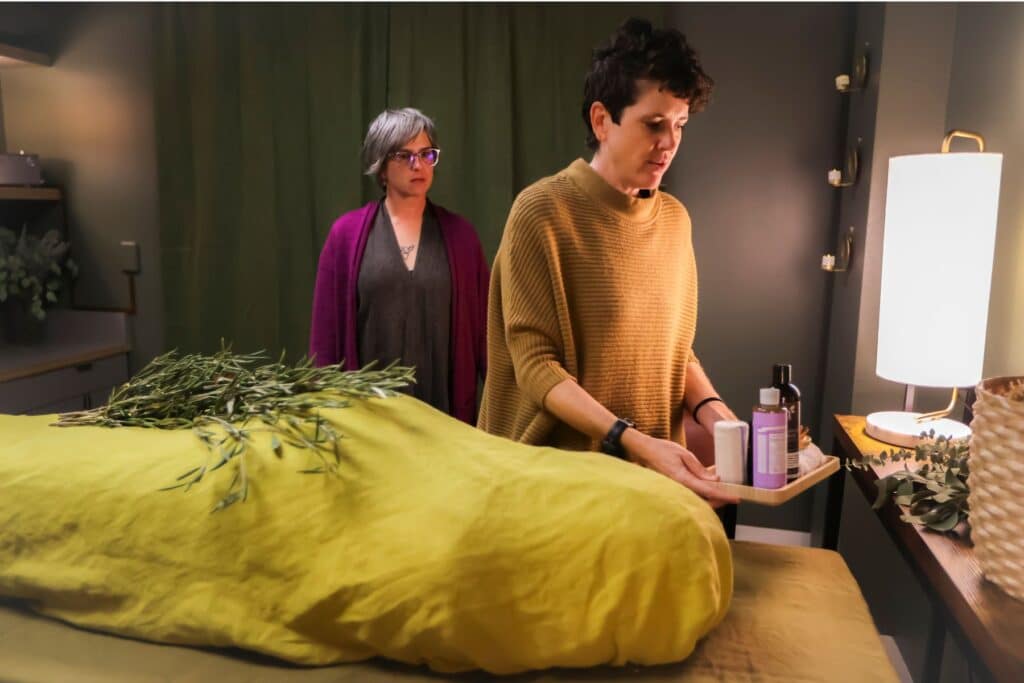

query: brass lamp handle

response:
[942,130,986,153]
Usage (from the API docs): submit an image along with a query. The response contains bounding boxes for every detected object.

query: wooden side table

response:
[0,310,130,414]
[832,414,1024,683]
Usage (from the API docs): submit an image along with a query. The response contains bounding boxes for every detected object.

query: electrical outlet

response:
[119,240,140,274]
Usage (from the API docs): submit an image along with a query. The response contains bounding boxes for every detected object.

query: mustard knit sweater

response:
[479,159,700,451]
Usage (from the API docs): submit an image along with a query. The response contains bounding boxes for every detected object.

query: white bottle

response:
[714,420,750,484]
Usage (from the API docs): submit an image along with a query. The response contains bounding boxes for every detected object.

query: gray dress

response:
[357,205,452,413]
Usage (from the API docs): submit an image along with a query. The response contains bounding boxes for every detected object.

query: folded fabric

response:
[799,442,826,476]
[0,394,732,674]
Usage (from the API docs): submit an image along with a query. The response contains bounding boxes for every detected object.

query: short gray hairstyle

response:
[362,108,438,188]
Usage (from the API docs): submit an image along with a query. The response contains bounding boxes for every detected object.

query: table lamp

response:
[866,130,1002,448]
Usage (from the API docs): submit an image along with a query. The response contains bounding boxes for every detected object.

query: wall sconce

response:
[865,130,1003,447]
[821,226,855,272]
[835,50,870,93]
[827,140,860,188]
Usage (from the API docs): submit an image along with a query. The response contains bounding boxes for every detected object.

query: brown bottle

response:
[772,364,801,482]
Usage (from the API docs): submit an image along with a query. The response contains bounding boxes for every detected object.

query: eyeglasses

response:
[388,147,441,168]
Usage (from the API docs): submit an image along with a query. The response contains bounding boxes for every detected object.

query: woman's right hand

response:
[540,379,739,507]
[622,429,739,507]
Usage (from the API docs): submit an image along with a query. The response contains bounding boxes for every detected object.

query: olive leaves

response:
[56,344,415,512]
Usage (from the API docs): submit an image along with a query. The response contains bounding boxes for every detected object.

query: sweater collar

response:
[565,158,660,223]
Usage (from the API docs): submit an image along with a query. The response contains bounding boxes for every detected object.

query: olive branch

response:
[55,344,414,512]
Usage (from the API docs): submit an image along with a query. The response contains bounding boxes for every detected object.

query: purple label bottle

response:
[753,387,788,489]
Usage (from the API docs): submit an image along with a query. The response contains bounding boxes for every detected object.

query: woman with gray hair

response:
[309,108,489,424]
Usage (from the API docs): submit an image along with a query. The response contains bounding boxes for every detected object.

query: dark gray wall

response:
[666,3,853,530]
[828,7,961,682]
[946,4,1024,381]
[814,3,959,550]
[850,3,959,416]
[814,3,885,452]
[819,1,1024,433]
[0,4,163,370]
[823,4,1024,681]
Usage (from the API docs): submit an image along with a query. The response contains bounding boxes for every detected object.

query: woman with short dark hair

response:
[310,108,489,424]
[480,19,738,505]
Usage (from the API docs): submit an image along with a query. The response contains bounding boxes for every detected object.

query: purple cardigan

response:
[309,200,490,424]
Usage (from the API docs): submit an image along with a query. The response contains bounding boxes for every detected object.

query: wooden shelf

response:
[0,41,51,68]
[0,344,130,384]
[0,310,130,383]
[0,186,62,202]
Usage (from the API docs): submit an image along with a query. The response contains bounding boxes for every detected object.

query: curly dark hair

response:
[582,17,713,151]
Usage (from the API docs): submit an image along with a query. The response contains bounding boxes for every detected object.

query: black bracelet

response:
[691,396,724,426]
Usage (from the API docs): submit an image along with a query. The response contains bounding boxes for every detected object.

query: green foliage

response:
[56,344,415,512]
[0,226,78,320]
[846,430,970,534]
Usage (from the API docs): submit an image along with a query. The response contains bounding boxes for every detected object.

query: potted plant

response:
[0,226,78,343]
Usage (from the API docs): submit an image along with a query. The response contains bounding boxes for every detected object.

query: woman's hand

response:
[542,378,739,507]
[622,429,740,507]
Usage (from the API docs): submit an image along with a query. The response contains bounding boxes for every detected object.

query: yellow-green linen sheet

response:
[0,394,731,674]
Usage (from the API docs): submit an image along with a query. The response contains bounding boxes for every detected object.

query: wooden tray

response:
[708,455,840,506]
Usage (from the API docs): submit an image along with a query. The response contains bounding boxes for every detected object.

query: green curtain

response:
[387,4,661,256]
[155,3,661,357]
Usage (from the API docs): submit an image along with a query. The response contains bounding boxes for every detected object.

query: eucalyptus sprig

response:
[846,430,970,534]
[55,344,415,511]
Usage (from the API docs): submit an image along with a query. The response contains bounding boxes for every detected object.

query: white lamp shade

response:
[876,153,1002,388]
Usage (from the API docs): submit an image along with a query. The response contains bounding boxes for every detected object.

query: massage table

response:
[0,541,898,682]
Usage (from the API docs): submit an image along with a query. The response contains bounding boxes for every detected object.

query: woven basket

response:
[968,376,1024,601]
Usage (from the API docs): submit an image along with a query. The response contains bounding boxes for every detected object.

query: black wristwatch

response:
[600,417,636,458]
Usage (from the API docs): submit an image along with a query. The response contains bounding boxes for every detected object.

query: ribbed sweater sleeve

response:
[498,193,576,406]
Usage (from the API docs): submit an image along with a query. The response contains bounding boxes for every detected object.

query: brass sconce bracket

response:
[827,140,861,188]
[821,225,855,272]
[835,49,870,93]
